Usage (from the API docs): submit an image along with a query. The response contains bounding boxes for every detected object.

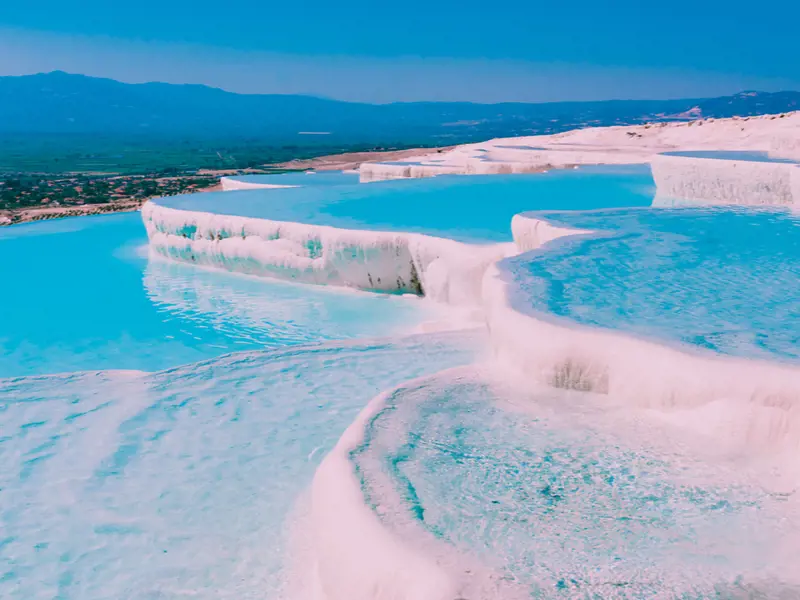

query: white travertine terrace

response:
[143,112,800,600]
[772,133,800,161]
[219,112,800,204]
[359,111,800,206]
[142,201,512,306]
[220,176,298,191]
[651,154,800,205]
[494,214,800,412]
[143,187,800,413]
[307,211,800,600]
[358,147,654,182]
[794,165,800,202]
[310,373,458,600]
[145,111,800,407]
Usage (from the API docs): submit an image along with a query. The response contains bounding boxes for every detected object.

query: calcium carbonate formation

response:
[220,176,297,191]
[143,110,800,417]
[651,153,800,205]
[358,111,800,206]
[142,111,800,600]
[142,200,511,306]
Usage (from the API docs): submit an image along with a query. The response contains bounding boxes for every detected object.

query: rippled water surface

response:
[507,206,800,361]
[0,333,481,599]
[5,166,796,600]
[353,370,800,598]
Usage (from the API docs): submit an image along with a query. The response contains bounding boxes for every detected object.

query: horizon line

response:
[7,70,800,107]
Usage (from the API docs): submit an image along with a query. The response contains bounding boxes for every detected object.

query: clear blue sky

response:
[1,0,798,102]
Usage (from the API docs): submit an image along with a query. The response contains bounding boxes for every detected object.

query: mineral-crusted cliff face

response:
[651,154,799,205]
[141,199,510,305]
[772,135,800,161]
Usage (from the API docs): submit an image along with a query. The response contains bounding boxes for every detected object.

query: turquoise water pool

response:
[353,370,800,597]
[0,213,425,377]
[0,332,481,600]
[506,206,800,362]
[163,165,655,243]
[4,162,797,599]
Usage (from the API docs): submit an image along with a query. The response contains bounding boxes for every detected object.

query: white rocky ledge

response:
[652,154,800,205]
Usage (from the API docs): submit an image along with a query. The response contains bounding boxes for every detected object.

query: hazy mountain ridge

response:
[1,72,798,144]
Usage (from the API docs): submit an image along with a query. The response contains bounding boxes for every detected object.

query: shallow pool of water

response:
[353,370,800,597]
[0,214,426,377]
[0,332,481,600]
[5,163,789,600]
[506,206,800,362]
[161,165,656,243]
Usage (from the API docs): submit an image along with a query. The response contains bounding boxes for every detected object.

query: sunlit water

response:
[163,165,655,243]
[5,165,796,599]
[353,369,800,598]
[506,206,800,362]
[0,333,483,599]
[0,213,426,377]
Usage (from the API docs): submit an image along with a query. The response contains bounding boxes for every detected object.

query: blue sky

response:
[1,0,798,102]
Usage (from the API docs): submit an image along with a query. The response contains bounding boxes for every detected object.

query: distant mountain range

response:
[1,72,799,144]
